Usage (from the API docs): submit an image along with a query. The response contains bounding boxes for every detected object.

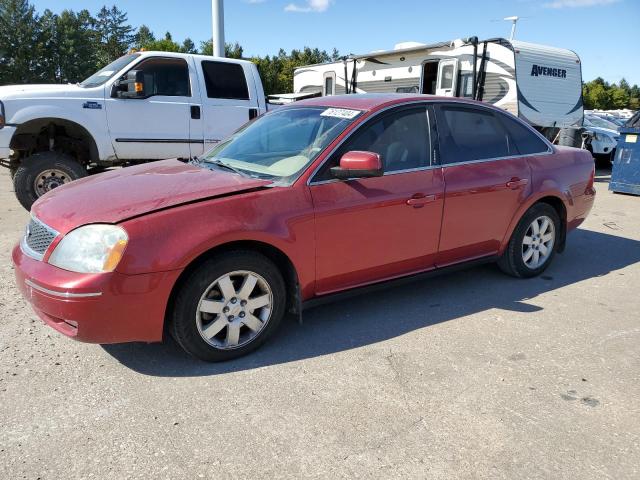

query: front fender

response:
[116,186,317,298]
[7,102,115,161]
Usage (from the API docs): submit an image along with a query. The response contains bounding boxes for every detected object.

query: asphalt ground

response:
[1,167,638,479]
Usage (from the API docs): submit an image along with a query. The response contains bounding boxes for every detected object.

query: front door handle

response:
[191,105,201,120]
[406,194,436,208]
[506,177,529,189]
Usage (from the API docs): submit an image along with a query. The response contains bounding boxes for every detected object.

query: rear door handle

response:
[406,194,436,208]
[506,178,529,189]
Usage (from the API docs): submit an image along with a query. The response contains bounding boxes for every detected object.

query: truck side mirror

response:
[114,70,145,99]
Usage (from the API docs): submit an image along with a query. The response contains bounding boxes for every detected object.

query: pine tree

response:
[134,24,155,50]
[94,5,134,66]
[0,0,41,84]
[55,9,99,82]
[181,38,197,54]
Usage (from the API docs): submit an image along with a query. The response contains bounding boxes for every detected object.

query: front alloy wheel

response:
[196,271,273,350]
[170,251,286,362]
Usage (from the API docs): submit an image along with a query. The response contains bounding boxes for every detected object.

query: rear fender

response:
[499,186,571,256]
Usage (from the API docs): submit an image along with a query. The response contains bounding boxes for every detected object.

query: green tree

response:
[143,31,181,52]
[610,84,630,109]
[181,37,196,54]
[35,8,58,82]
[94,5,134,65]
[199,39,243,58]
[0,0,41,84]
[583,82,611,109]
[134,24,155,50]
[55,9,99,82]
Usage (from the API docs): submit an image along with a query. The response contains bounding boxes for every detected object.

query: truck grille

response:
[21,217,59,260]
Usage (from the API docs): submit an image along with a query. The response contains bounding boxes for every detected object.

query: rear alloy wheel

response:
[521,216,555,270]
[170,251,286,362]
[498,203,560,278]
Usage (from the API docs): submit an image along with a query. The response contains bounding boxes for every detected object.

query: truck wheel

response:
[498,203,560,278]
[170,251,287,362]
[13,152,87,211]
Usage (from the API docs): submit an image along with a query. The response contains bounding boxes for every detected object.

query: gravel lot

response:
[1,167,639,479]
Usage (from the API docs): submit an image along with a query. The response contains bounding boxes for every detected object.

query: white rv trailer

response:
[293,38,584,129]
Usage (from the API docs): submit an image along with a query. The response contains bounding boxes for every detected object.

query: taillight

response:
[0,101,5,129]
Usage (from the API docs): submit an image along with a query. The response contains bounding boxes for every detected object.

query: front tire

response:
[170,251,286,362]
[13,152,87,210]
[498,203,560,278]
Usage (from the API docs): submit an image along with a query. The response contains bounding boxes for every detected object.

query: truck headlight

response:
[48,224,128,273]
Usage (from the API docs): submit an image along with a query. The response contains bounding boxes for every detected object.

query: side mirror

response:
[330,151,384,179]
[114,70,145,99]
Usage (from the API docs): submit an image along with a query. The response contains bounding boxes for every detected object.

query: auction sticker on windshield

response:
[320,108,361,119]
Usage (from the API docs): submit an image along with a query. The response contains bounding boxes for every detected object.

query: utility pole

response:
[212,0,225,57]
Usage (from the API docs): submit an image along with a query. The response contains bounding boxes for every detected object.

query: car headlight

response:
[48,224,128,273]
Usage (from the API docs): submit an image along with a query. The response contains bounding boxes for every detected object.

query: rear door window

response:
[497,113,550,155]
[201,61,250,100]
[435,105,512,164]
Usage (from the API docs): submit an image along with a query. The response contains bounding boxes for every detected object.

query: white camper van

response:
[293,37,584,129]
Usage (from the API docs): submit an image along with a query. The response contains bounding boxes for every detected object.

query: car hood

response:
[0,83,87,99]
[587,126,619,137]
[32,160,273,234]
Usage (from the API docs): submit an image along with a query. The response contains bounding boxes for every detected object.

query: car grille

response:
[21,217,58,260]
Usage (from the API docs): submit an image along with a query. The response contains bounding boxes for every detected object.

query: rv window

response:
[498,113,550,155]
[201,61,250,100]
[314,106,431,180]
[460,73,474,98]
[436,106,511,163]
[440,64,454,90]
[396,86,419,93]
[324,76,334,96]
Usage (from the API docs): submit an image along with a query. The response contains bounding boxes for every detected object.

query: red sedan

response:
[13,95,595,361]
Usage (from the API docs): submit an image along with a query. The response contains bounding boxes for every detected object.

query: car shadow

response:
[102,229,640,377]
[595,167,611,184]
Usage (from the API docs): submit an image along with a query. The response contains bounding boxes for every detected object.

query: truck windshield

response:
[79,54,140,88]
[201,106,361,180]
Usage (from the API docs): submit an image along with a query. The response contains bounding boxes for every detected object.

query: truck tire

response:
[557,127,584,148]
[13,152,87,211]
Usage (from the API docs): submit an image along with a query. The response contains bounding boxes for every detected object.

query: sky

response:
[31,0,640,85]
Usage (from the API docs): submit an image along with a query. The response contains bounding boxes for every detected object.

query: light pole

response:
[212,0,225,57]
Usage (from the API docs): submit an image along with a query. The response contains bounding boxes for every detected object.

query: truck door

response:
[105,56,193,159]
[435,59,459,96]
[195,60,260,155]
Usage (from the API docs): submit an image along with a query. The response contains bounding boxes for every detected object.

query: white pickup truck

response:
[0,51,267,209]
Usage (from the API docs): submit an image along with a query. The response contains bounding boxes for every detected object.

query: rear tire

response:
[13,152,86,211]
[498,203,561,278]
[170,251,286,362]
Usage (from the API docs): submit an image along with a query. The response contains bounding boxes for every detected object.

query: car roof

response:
[289,93,495,111]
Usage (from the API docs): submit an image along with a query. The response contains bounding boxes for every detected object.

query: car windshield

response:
[585,115,620,131]
[201,106,361,180]
[79,54,140,88]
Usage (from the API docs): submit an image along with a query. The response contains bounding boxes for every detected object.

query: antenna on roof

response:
[504,16,522,41]
[491,15,529,41]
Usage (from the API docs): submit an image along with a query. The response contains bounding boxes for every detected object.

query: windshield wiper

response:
[204,158,248,177]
